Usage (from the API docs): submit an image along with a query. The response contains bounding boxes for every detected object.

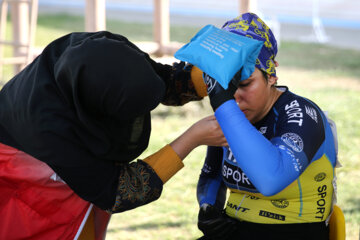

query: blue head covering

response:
[222,13,278,77]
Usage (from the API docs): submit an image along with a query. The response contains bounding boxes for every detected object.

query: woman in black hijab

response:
[0,31,223,239]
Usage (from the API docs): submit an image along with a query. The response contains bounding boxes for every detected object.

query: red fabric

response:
[0,143,102,240]
[93,206,111,240]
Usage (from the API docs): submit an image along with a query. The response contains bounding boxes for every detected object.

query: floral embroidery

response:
[161,62,203,106]
[111,161,162,213]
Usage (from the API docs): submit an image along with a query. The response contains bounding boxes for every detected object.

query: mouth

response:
[236,102,248,114]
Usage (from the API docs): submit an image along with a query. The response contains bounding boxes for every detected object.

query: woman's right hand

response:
[187,115,228,147]
[170,115,227,160]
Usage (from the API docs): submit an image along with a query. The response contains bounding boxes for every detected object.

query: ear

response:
[268,75,278,86]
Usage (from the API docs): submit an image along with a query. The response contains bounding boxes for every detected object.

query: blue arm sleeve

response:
[215,100,308,196]
[196,146,227,209]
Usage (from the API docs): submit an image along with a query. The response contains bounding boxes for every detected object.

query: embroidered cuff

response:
[143,144,184,183]
[191,66,208,97]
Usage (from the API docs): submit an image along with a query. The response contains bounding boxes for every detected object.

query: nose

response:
[233,88,242,103]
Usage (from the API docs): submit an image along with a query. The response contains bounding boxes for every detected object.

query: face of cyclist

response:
[233,68,279,124]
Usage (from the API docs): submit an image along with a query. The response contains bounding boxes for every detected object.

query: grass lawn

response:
[1,13,360,239]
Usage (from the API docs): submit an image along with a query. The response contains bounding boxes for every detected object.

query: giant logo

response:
[227,202,250,213]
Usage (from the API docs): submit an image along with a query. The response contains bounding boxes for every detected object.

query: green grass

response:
[1,13,360,240]
[277,41,360,79]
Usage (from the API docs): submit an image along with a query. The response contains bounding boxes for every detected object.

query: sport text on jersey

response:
[223,147,256,191]
[285,100,303,126]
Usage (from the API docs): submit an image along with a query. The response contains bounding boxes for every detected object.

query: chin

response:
[245,113,253,122]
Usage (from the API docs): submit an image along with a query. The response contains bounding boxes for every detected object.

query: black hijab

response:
[0,31,166,209]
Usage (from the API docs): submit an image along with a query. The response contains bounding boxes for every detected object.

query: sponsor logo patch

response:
[227,202,250,213]
[281,132,304,152]
[259,210,286,221]
[204,74,217,94]
[305,105,318,123]
[259,127,267,135]
[314,172,326,182]
[271,199,289,209]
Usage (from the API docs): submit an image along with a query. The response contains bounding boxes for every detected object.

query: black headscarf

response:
[0,31,166,209]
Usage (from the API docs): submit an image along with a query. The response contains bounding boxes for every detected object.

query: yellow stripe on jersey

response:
[225,154,334,223]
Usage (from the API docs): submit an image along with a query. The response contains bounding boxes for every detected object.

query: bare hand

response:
[188,115,227,147]
[170,115,227,160]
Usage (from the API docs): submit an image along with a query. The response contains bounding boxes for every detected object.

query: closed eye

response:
[238,82,250,87]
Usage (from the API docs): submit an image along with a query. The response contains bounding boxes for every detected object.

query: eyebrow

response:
[238,79,251,85]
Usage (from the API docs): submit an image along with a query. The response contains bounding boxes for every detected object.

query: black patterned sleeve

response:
[147,59,204,106]
[161,62,203,106]
[110,160,164,213]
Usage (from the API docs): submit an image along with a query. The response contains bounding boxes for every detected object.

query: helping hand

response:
[188,115,227,147]
[169,115,227,160]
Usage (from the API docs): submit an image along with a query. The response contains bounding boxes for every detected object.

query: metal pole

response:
[85,0,106,32]
[153,0,169,56]
[11,0,29,72]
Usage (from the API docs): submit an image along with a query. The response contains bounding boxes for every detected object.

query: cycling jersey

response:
[197,87,337,224]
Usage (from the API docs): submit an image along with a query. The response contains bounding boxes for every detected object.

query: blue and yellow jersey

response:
[197,87,337,224]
